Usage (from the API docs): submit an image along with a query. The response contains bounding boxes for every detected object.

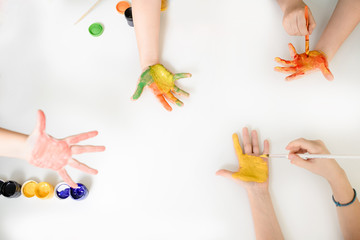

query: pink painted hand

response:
[26,110,105,188]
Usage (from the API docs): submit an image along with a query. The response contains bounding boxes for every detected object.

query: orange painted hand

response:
[217,128,269,189]
[26,110,105,188]
[132,64,191,111]
[275,43,334,81]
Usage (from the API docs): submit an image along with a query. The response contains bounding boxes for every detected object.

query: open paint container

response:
[35,182,54,199]
[21,180,38,198]
[55,182,88,200]
[1,181,22,198]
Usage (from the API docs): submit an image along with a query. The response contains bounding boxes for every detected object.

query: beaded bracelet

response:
[332,188,357,207]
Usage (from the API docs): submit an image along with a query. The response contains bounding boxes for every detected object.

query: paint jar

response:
[55,182,70,200]
[70,183,89,201]
[1,181,22,198]
[35,182,54,199]
[21,180,38,198]
[124,7,133,27]
[0,179,4,196]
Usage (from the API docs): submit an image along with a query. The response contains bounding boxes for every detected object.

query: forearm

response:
[315,0,360,61]
[133,0,161,71]
[0,128,29,160]
[277,0,302,12]
[247,188,284,240]
[328,169,360,240]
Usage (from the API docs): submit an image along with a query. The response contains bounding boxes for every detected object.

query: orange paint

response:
[35,182,54,199]
[231,133,268,183]
[116,1,131,14]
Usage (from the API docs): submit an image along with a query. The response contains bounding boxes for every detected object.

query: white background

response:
[0,0,359,239]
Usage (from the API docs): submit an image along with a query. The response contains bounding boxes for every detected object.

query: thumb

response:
[216,169,235,180]
[35,110,46,132]
[288,154,311,169]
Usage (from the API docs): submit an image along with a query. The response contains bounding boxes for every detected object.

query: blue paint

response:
[70,183,88,200]
[1,181,22,198]
[56,183,70,199]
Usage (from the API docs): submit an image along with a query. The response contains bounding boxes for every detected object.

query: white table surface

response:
[0,0,359,239]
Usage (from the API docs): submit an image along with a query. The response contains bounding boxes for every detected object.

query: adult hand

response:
[282,1,316,36]
[26,110,105,188]
[216,127,270,191]
[132,64,191,111]
[286,138,343,182]
[275,43,334,81]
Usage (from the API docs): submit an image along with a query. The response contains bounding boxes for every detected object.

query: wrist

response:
[246,186,270,197]
[278,0,303,12]
[140,59,160,72]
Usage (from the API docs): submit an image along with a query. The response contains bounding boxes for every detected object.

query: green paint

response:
[132,68,153,99]
[88,23,104,37]
[174,73,191,81]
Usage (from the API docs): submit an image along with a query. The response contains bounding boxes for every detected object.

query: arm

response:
[132,0,161,71]
[0,128,29,160]
[315,0,360,61]
[217,127,284,240]
[287,139,360,239]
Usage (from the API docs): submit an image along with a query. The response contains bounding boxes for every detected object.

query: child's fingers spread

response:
[251,130,260,155]
[274,66,297,73]
[274,57,295,66]
[65,131,99,145]
[71,145,106,155]
[68,158,98,175]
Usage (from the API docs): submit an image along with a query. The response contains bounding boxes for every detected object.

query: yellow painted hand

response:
[217,128,269,186]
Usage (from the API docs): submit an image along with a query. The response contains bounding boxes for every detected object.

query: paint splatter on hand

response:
[132,64,191,111]
[275,43,334,81]
[216,128,269,184]
[26,110,105,188]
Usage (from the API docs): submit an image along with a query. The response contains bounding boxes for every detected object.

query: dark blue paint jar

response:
[124,7,133,27]
[0,179,4,196]
[1,181,22,198]
[70,183,88,201]
[55,182,70,200]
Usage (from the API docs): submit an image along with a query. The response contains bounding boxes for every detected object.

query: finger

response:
[71,145,106,155]
[263,139,270,155]
[288,43,298,59]
[149,83,173,111]
[242,127,252,154]
[165,92,183,107]
[232,133,243,158]
[58,168,78,188]
[286,138,315,153]
[35,110,46,132]
[133,70,153,100]
[173,85,189,97]
[288,153,311,169]
[132,81,147,100]
[68,158,98,175]
[274,57,296,66]
[65,131,99,145]
[308,8,316,34]
[251,130,260,155]
[285,70,306,81]
[297,11,308,36]
[274,66,297,73]
[320,65,334,81]
[216,169,236,180]
[173,73,192,81]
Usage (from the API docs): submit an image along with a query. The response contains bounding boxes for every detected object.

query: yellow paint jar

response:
[35,182,54,199]
[21,180,38,198]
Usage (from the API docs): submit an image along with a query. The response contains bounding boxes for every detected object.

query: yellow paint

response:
[161,0,168,11]
[22,181,37,198]
[35,182,54,199]
[231,133,268,183]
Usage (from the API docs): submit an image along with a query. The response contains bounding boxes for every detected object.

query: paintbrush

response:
[305,5,310,56]
[266,154,360,159]
[75,0,103,25]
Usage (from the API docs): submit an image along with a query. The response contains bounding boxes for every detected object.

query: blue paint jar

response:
[55,182,70,200]
[1,181,22,198]
[70,183,88,201]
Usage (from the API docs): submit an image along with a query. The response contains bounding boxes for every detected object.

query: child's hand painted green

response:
[132,64,191,111]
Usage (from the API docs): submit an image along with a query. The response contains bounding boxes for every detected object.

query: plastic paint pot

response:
[116,1,131,14]
[88,22,104,37]
[70,183,89,201]
[0,179,4,196]
[35,182,54,199]
[21,180,38,198]
[55,182,70,200]
[1,181,22,198]
[124,7,133,27]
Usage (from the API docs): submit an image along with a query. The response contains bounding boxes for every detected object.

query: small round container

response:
[35,182,54,199]
[0,179,4,196]
[21,180,38,198]
[88,22,104,37]
[55,182,70,200]
[70,183,89,201]
[1,181,22,198]
[124,7,133,27]
[116,1,131,14]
